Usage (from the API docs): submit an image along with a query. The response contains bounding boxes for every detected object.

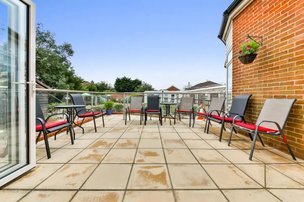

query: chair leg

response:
[102,115,105,127]
[282,134,296,160]
[144,113,147,125]
[160,113,163,126]
[178,112,181,121]
[206,119,211,134]
[189,113,191,127]
[258,134,265,146]
[192,113,195,128]
[93,116,97,132]
[42,130,51,159]
[248,133,253,141]
[174,110,177,125]
[128,111,131,121]
[125,109,127,125]
[249,131,259,160]
[228,125,234,146]
[219,121,225,142]
[204,118,208,133]
[69,126,74,144]
[36,131,42,143]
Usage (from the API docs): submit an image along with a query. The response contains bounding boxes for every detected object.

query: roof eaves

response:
[218,0,243,43]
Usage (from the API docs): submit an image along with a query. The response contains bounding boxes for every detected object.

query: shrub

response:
[104,101,114,110]
[114,103,124,112]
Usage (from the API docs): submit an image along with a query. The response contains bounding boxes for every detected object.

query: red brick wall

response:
[232,0,304,159]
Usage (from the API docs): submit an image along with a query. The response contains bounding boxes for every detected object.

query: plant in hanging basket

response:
[238,39,260,64]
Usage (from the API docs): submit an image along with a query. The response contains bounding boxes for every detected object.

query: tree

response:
[135,82,155,92]
[114,76,155,92]
[36,24,82,90]
[96,81,114,92]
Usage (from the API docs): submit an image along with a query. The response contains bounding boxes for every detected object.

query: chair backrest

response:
[228,94,252,118]
[36,99,45,121]
[130,96,143,109]
[70,94,86,115]
[179,97,194,111]
[256,99,296,130]
[208,97,226,113]
[147,95,160,110]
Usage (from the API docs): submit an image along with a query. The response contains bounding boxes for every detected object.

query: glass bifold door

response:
[0,0,35,186]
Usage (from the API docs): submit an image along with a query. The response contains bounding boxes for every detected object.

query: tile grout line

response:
[121,118,144,202]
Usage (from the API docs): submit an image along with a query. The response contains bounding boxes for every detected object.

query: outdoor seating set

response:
[36,93,297,161]
[36,94,106,159]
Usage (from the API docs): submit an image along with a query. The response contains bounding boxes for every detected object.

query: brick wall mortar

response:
[232,0,304,159]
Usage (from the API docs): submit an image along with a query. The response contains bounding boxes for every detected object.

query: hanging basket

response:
[238,53,257,64]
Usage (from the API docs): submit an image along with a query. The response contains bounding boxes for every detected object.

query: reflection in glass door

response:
[0,0,35,185]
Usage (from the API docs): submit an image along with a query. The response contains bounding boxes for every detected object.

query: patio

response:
[1,115,304,202]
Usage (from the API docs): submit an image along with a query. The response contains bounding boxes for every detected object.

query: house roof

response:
[167,85,180,91]
[186,81,221,91]
[36,79,51,89]
[218,0,243,43]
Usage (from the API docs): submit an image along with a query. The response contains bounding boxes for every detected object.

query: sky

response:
[34,0,232,90]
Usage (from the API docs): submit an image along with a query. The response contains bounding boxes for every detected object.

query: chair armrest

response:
[208,109,223,116]
[36,117,46,131]
[256,120,282,133]
[45,113,70,123]
[232,114,243,124]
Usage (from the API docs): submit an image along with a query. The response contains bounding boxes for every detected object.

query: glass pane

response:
[0,0,28,179]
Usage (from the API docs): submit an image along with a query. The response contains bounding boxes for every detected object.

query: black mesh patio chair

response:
[206,94,252,142]
[195,97,226,132]
[125,96,144,125]
[36,99,74,159]
[229,99,297,160]
[144,95,162,125]
[70,94,106,133]
[174,97,195,127]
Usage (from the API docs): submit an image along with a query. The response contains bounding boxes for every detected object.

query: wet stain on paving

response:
[90,140,113,148]
[100,192,119,202]
[38,193,48,198]
[79,153,101,161]
[137,166,168,186]
[116,140,137,148]
[142,151,159,157]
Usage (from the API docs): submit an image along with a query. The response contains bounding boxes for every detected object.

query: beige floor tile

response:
[128,164,171,189]
[269,164,304,185]
[175,128,192,133]
[198,132,219,140]
[4,164,62,189]
[82,164,131,189]
[178,133,201,139]
[20,191,75,202]
[160,133,181,140]
[205,140,236,149]
[121,133,141,139]
[102,149,136,163]
[77,132,103,139]
[36,148,56,160]
[192,149,230,164]
[184,140,212,149]
[138,139,162,148]
[37,138,70,149]
[223,189,280,202]
[164,149,197,163]
[0,190,29,202]
[269,189,304,202]
[141,132,160,139]
[162,139,187,148]
[72,191,124,202]
[70,149,109,163]
[266,165,303,188]
[159,127,176,132]
[89,139,117,149]
[236,164,265,186]
[231,140,266,150]
[102,133,123,138]
[135,149,165,163]
[113,139,139,148]
[63,139,95,149]
[38,149,83,163]
[218,149,261,163]
[126,127,142,133]
[124,191,174,202]
[37,164,96,189]
[168,164,216,189]
[142,127,159,133]
[244,150,292,163]
[175,190,227,202]
[203,164,261,188]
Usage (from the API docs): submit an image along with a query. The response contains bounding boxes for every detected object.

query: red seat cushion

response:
[177,110,192,113]
[36,120,68,131]
[128,109,142,113]
[78,111,102,117]
[146,109,160,112]
[234,122,278,133]
[196,112,207,116]
[210,114,234,122]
